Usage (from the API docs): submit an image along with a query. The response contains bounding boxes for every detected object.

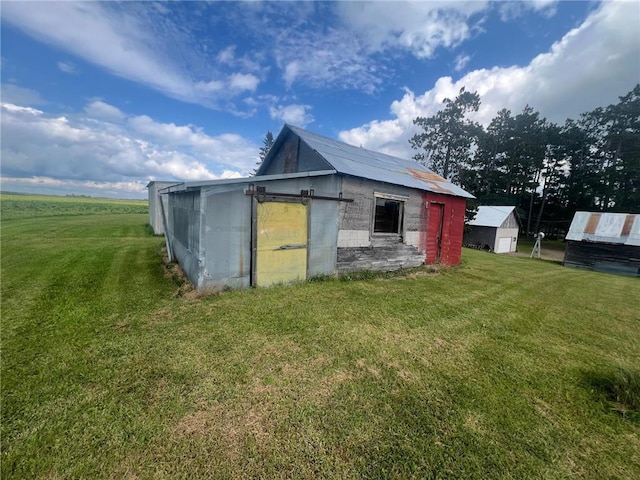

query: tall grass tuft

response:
[584,366,640,418]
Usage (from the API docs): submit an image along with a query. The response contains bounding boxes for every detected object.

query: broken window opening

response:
[374,197,403,234]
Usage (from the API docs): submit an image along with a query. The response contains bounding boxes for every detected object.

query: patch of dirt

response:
[507,247,565,262]
[173,409,212,436]
[464,413,486,435]
[356,358,380,377]
[145,305,174,325]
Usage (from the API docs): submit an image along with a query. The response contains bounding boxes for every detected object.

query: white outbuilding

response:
[464,206,519,253]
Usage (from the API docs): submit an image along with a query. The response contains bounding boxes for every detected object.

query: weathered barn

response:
[147,181,178,235]
[161,124,473,289]
[464,206,519,253]
[564,211,640,277]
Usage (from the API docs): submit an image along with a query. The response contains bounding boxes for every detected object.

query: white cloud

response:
[0,99,260,197]
[269,104,314,127]
[339,1,639,161]
[84,100,125,123]
[228,73,260,92]
[57,61,76,74]
[1,2,263,110]
[336,1,488,59]
[271,2,489,92]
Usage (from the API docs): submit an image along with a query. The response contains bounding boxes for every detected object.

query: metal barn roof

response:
[259,124,474,199]
[468,206,516,228]
[565,211,640,246]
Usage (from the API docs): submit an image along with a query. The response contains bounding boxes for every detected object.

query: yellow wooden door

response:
[256,202,307,286]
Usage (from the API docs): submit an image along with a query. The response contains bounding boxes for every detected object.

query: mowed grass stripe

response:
[2,196,639,479]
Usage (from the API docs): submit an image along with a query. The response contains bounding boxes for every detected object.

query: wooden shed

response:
[464,206,519,253]
[161,124,473,290]
[564,211,640,277]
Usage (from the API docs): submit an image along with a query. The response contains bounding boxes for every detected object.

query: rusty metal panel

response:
[256,202,308,286]
[629,215,640,246]
[622,214,635,237]
[584,213,601,234]
[566,211,640,245]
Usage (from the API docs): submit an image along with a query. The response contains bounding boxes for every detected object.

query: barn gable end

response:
[464,206,519,253]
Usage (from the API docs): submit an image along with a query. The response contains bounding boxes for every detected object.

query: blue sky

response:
[1,1,638,198]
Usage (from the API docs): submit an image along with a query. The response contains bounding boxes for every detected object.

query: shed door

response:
[429,202,445,263]
[256,202,308,286]
[496,236,512,254]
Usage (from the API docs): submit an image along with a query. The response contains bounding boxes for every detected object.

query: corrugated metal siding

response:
[202,185,252,288]
[566,211,640,245]
[168,190,202,287]
[259,125,474,199]
[147,181,177,235]
[468,206,516,228]
[195,175,340,290]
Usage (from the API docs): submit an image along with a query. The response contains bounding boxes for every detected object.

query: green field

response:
[2,194,639,479]
[0,193,147,221]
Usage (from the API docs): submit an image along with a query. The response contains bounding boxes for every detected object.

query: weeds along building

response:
[464,206,519,253]
[564,211,640,277]
[157,124,474,290]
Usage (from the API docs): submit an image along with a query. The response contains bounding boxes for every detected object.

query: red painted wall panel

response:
[422,192,467,266]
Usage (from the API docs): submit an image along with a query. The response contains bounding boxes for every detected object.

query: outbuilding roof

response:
[468,206,516,228]
[565,211,640,246]
[258,124,474,199]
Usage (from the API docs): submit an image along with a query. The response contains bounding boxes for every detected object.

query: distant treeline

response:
[410,84,640,237]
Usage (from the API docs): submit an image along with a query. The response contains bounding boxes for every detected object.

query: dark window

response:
[374,198,402,233]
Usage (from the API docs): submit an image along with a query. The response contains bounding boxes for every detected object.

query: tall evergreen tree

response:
[409,88,481,182]
[254,131,274,175]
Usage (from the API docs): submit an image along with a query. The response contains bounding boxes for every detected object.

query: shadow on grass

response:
[581,366,640,421]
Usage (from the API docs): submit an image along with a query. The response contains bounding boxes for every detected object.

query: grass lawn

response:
[517,236,567,254]
[2,195,639,479]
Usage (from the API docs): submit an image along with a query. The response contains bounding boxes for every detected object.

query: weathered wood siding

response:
[464,226,497,250]
[564,241,640,277]
[260,131,332,175]
[336,177,426,273]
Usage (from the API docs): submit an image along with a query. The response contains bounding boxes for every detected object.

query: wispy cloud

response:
[0,83,45,105]
[57,61,76,74]
[499,0,558,21]
[454,54,471,72]
[336,2,489,59]
[1,2,263,111]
